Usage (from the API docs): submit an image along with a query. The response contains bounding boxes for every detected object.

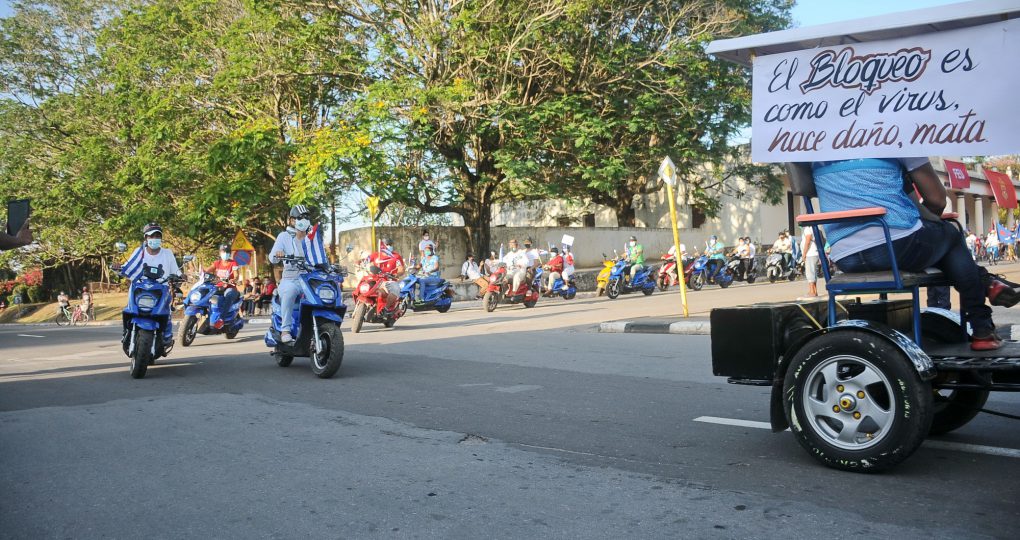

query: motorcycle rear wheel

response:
[276,355,293,367]
[767,267,779,283]
[523,299,537,308]
[351,302,367,333]
[436,303,451,313]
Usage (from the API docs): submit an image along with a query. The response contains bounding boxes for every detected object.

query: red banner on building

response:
[943,159,970,189]
[985,169,1018,209]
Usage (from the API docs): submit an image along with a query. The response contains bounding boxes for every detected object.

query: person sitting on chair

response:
[811,158,1020,350]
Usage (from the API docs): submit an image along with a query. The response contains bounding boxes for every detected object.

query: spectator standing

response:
[80,286,93,319]
[801,227,820,297]
[241,279,255,317]
[260,277,277,315]
[965,230,977,259]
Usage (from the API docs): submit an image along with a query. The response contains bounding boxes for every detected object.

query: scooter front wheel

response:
[483,291,498,312]
[658,275,669,292]
[351,302,367,333]
[310,321,344,379]
[606,279,622,299]
[130,329,154,379]
[690,273,704,291]
[180,315,198,346]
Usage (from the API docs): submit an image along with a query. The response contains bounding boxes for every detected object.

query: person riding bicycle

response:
[57,291,70,316]
[810,158,1020,350]
[204,244,241,327]
[368,237,406,312]
[269,205,315,344]
[705,235,726,282]
[625,235,645,283]
[543,247,565,295]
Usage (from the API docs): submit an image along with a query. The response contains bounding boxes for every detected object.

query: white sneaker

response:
[281,331,293,343]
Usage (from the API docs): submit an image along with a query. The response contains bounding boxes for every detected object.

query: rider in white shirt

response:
[501,239,530,292]
[268,205,314,343]
[118,223,181,281]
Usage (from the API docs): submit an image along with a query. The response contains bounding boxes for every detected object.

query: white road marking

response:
[694,416,773,430]
[458,383,493,387]
[494,384,542,393]
[694,415,1020,459]
[16,334,44,338]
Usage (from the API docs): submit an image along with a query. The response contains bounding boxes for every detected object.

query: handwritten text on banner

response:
[751,18,1020,162]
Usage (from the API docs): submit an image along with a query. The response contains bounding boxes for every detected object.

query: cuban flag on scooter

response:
[302,223,329,266]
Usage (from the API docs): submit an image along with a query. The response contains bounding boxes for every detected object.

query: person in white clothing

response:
[116,222,181,281]
[268,205,314,343]
[501,239,530,292]
[562,246,575,283]
[801,227,821,297]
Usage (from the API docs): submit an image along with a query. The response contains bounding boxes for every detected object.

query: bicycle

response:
[72,304,90,326]
[54,305,73,326]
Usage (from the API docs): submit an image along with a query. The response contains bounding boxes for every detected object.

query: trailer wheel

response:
[784,330,933,472]
[929,389,989,435]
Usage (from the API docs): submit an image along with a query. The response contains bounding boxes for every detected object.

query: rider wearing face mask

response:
[204,244,241,327]
[625,235,645,282]
[269,205,314,343]
[116,222,181,281]
[417,244,441,301]
[369,237,406,311]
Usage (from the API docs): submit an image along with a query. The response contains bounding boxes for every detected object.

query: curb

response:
[598,319,711,335]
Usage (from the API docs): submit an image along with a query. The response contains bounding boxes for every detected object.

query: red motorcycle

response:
[657,253,679,291]
[351,267,403,333]
[482,263,541,312]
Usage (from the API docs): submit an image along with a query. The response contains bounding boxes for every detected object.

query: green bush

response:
[26,285,44,303]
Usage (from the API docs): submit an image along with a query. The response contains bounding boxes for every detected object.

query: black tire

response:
[783,330,933,472]
[55,312,68,326]
[767,267,779,283]
[225,327,239,339]
[718,274,731,288]
[483,291,498,313]
[351,302,367,333]
[788,270,798,281]
[658,275,669,292]
[180,315,198,347]
[276,355,293,367]
[606,278,621,299]
[565,290,576,300]
[523,299,537,308]
[383,317,396,328]
[690,273,704,291]
[130,329,154,379]
[929,389,989,435]
[747,272,757,284]
[310,321,344,379]
[642,286,654,296]
[436,303,451,313]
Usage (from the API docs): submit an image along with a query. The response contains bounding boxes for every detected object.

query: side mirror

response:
[114,242,128,253]
[183,255,195,263]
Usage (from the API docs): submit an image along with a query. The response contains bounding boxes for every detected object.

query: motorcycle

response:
[595,252,619,296]
[657,253,694,291]
[399,267,455,314]
[543,268,577,300]
[350,266,402,333]
[179,273,246,346]
[116,252,192,379]
[483,264,542,312]
[765,251,798,282]
[263,256,347,378]
[725,254,758,284]
[605,257,656,299]
[687,255,734,291]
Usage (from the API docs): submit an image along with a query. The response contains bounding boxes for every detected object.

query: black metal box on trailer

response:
[710,301,828,382]
[844,298,913,334]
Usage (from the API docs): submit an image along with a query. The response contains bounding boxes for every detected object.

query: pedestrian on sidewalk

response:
[800,227,820,297]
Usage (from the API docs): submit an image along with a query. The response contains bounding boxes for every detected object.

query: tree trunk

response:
[461,200,492,261]
[613,194,637,227]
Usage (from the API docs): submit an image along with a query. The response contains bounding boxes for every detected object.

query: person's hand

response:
[274,250,285,258]
[14,219,32,246]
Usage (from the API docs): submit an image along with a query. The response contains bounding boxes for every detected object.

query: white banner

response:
[751,18,1020,162]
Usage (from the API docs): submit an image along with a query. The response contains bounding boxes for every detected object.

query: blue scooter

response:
[264,256,348,379]
[688,255,734,291]
[605,258,656,299]
[180,273,245,346]
[544,272,577,300]
[399,268,454,315]
[116,254,191,379]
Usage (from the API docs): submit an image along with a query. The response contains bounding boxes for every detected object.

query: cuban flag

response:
[302,224,329,266]
[997,223,1014,244]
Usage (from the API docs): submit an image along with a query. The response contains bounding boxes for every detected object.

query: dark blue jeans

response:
[836,219,992,334]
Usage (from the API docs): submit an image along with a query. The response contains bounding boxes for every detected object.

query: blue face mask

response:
[146,238,162,250]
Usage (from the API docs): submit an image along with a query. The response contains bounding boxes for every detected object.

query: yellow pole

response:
[367,196,379,253]
[665,182,690,318]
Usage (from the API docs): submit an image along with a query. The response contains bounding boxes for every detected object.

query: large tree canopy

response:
[1,0,792,272]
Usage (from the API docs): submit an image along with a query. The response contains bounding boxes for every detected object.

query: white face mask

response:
[220,252,229,261]
[629,241,636,247]
[295,218,311,232]
[146,238,162,250]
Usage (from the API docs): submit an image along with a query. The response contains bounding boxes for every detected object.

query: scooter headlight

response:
[318,286,336,303]
[189,291,202,302]
[359,282,371,294]
[137,294,157,311]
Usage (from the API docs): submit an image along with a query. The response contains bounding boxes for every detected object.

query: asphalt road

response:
[1,282,1019,539]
